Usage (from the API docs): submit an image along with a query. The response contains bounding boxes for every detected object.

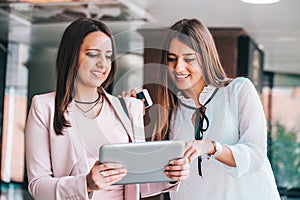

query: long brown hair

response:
[154,18,229,140]
[54,18,117,135]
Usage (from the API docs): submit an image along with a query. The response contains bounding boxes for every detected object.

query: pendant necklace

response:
[75,93,102,116]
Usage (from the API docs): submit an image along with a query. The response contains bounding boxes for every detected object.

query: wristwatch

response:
[208,141,222,159]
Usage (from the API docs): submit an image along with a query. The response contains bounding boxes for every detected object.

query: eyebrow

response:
[85,48,112,53]
[167,52,196,56]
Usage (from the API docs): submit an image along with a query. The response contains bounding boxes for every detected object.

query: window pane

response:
[263,86,300,189]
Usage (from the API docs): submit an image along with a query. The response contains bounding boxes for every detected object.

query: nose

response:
[174,57,186,72]
[96,55,109,68]
[96,60,103,68]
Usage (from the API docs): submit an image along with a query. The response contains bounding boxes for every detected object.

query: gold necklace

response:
[75,95,102,116]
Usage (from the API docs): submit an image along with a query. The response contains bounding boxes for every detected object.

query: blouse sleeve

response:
[25,95,91,200]
[222,78,268,178]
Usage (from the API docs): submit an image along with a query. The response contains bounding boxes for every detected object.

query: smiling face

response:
[167,38,205,98]
[75,31,113,91]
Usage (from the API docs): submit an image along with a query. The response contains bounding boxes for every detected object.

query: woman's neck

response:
[74,87,100,103]
[182,80,206,107]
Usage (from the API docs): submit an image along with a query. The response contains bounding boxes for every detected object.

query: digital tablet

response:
[99,140,185,185]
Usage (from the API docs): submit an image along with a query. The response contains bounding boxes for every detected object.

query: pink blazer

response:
[25,92,179,200]
[25,90,179,200]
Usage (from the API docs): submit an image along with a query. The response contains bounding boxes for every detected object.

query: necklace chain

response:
[75,95,103,116]
[74,92,101,104]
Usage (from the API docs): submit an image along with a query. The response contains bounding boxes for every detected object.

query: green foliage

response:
[272,122,300,189]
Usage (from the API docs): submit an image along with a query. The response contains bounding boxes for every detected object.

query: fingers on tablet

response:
[164,169,189,181]
[101,163,124,169]
[102,168,127,177]
[100,166,127,185]
[164,157,190,181]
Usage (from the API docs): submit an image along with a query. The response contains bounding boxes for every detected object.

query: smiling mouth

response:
[91,70,105,77]
[175,74,190,79]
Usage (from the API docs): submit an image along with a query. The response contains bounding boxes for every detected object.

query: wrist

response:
[200,140,215,155]
[207,141,216,155]
[207,141,222,159]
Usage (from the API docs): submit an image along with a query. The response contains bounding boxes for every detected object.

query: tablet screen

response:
[99,140,185,184]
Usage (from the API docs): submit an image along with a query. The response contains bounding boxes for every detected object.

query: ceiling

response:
[0,0,300,75]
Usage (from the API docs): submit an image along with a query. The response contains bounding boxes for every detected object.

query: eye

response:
[184,58,196,63]
[86,52,99,58]
[167,56,177,62]
[105,54,113,60]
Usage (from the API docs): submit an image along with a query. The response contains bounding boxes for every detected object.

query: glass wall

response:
[263,73,300,198]
[1,42,28,183]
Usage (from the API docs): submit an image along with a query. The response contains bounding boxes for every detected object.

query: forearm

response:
[208,143,236,167]
[28,174,90,200]
[198,139,266,178]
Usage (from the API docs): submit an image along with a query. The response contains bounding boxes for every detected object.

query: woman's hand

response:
[164,157,190,181]
[121,89,146,115]
[86,161,127,192]
[184,140,214,163]
[185,140,237,167]
[121,89,138,98]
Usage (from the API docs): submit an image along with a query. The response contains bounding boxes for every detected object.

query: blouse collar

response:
[176,84,217,107]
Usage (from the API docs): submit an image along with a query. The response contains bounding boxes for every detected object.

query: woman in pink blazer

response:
[25,18,189,200]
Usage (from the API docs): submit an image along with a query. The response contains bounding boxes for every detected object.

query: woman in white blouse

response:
[153,18,280,199]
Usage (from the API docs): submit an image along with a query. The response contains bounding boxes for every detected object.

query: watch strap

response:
[208,141,222,159]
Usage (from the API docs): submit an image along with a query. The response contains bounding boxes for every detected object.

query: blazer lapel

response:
[104,93,135,142]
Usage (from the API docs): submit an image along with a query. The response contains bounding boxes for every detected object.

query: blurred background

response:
[0,0,299,199]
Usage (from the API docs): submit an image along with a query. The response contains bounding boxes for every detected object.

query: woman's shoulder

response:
[105,92,143,110]
[31,91,56,108]
[33,91,55,98]
[225,77,254,91]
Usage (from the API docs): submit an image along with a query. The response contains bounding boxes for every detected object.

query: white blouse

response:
[169,77,280,200]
